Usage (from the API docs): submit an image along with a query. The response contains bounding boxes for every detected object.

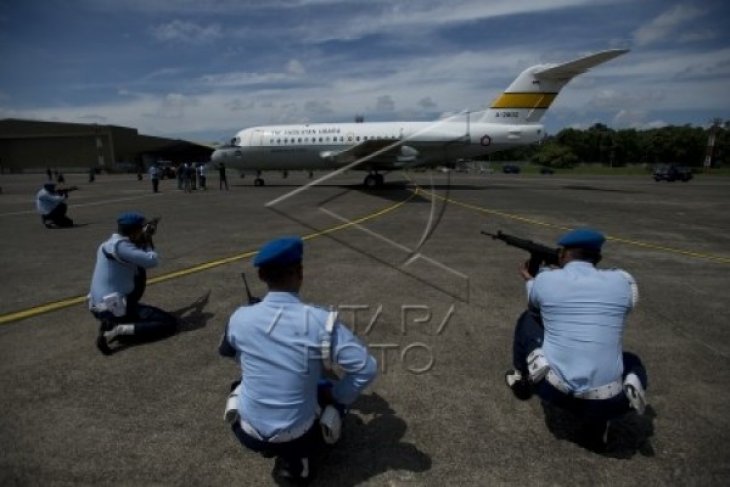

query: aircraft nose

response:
[211,148,226,164]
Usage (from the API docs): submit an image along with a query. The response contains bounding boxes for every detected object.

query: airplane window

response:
[364,136,368,141]
[298,138,302,143]
[326,137,330,142]
[270,139,274,144]
[340,136,344,142]
[277,139,281,144]
[319,137,323,142]
[348,136,353,142]
[356,136,360,141]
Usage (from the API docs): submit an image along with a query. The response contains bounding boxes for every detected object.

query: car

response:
[502,164,521,174]
[539,166,555,175]
[653,164,693,182]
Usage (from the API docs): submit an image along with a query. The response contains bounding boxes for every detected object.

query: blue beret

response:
[117,212,146,227]
[254,236,303,267]
[557,228,605,250]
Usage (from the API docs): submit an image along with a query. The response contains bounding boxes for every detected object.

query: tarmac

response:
[1,170,729,485]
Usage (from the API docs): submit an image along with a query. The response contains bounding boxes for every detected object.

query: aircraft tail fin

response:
[479,49,628,124]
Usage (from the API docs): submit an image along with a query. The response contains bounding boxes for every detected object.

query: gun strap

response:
[321,309,337,370]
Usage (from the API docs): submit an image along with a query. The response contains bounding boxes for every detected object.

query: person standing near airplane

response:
[218,162,229,190]
[219,236,378,483]
[197,163,207,190]
[149,163,160,193]
[505,228,648,451]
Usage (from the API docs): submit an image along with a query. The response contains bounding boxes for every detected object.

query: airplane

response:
[211,49,628,188]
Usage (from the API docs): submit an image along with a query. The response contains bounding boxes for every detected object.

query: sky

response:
[0,0,728,143]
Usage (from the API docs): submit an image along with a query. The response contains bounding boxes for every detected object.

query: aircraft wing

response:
[320,139,419,170]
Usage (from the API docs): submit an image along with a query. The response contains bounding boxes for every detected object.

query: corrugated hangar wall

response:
[1,135,102,171]
[0,119,213,173]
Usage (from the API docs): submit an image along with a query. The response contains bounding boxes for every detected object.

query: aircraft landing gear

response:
[254,177,265,186]
[363,173,385,188]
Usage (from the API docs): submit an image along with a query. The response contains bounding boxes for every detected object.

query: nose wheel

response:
[363,173,385,188]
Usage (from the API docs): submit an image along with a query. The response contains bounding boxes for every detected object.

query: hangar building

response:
[0,119,214,173]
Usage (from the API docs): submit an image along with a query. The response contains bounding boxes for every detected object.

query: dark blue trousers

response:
[93,303,178,340]
[512,309,648,421]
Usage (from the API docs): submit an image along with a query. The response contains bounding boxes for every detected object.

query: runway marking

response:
[418,187,730,265]
[0,190,417,326]
[0,193,162,217]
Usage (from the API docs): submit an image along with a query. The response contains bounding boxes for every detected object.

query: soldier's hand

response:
[519,259,534,280]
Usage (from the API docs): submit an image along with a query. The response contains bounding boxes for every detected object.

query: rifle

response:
[481,230,560,277]
[56,186,78,197]
[143,216,161,238]
[241,272,261,305]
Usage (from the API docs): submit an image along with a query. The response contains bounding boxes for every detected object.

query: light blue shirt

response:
[35,188,64,215]
[222,292,377,439]
[527,261,636,392]
[89,234,158,307]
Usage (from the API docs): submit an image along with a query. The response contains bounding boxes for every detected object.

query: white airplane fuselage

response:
[213,120,542,171]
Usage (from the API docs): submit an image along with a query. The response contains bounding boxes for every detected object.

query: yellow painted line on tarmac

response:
[419,187,730,265]
[0,189,418,325]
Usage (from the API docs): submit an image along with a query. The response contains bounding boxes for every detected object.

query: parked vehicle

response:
[539,166,555,175]
[502,164,521,174]
[653,164,693,182]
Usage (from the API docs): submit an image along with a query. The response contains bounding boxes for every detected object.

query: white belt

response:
[545,370,623,400]
[240,416,315,444]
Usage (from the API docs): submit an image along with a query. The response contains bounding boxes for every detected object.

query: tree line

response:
[486,122,730,168]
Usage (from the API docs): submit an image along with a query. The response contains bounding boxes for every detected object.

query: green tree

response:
[531,142,579,168]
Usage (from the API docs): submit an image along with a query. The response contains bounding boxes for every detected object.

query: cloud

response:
[150,20,222,44]
[287,60,306,75]
[144,93,198,119]
[612,109,650,128]
[375,95,395,112]
[225,99,255,112]
[78,114,108,123]
[200,71,291,87]
[200,61,306,87]
[418,97,437,109]
[304,100,333,115]
[633,5,706,46]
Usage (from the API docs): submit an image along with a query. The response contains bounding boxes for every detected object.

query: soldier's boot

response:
[505,369,533,401]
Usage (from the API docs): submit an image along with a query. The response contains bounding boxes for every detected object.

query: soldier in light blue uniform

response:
[35,182,73,228]
[88,212,178,355]
[505,228,648,451]
[219,236,377,484]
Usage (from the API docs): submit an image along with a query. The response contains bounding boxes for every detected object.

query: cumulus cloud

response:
[633,5,706,46]
[150,20,222,44]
